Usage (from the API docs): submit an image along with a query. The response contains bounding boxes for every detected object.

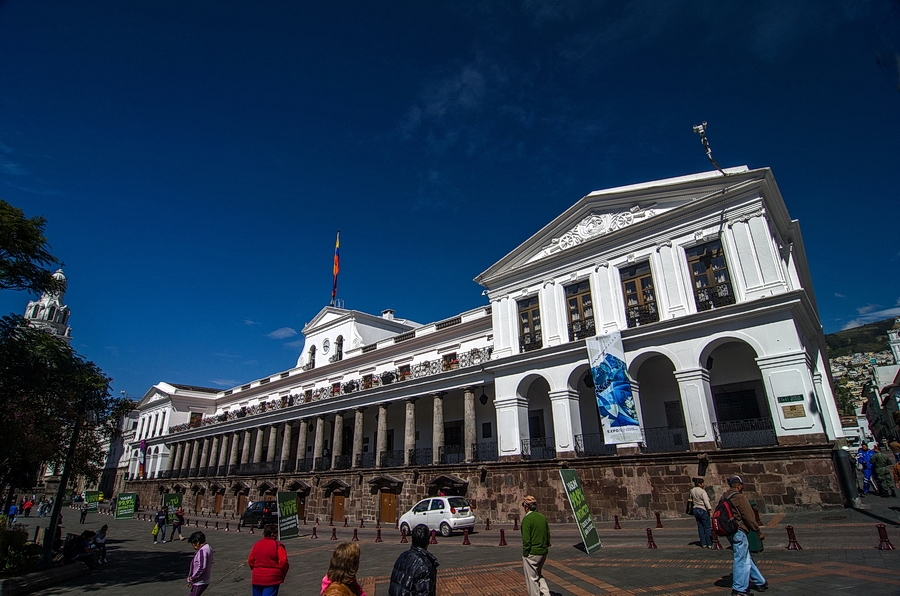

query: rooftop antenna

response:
[692,121,726,176]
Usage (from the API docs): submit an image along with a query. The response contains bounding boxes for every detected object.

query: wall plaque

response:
[782,404,806,419]
[777,395,804,404]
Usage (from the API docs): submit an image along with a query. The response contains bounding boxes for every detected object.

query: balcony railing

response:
[314,456,331,472]
[625,304,659,329]
[574,433,618,457]
[281,459,295,473]
[519,332,542,353]
[694,281,736,312]
[713,418,777,449]
[188,467,198,477]
[439,445,464,465]
[641,426,690,453]
[238,461,277,476]
[168,346,493,435]
[295,457,313,473]
[522,437,556,461]
[217,465,227,476]
[333,454,352,470]
[380,450,404,468]
[356,452,376,469]
[408,448,433,466]
[472,442,499,462]
[568,317,596,341]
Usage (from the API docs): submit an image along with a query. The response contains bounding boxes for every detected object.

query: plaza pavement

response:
[16,496,900,596]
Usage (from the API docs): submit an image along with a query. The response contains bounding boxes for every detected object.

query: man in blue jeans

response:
[154,506,169,544]
[721,476,767,596]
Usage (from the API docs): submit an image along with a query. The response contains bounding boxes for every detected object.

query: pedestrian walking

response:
[173,507,186,540]
[520,494,551,596]
[721,476,767,596]
[872,445,895,497]
[690,477,713,548]
[187,531,213,596]
[94,524,109,564]
[23,499,33,517]
[890,439,900,463]
[154,506,169,543]
[247,524,289,596]
[7,503,17,524]
[321,542,366,596]
[857,443,874,495]
[388,524,438,596]
[80,503,89,524]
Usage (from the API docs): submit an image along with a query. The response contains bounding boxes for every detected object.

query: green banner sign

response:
[559,469,602,554]
[84,491,100,511]
[277,492,299,540]
[115,493,137,520]
[163,493,182,522]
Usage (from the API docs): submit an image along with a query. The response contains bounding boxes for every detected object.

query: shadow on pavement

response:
[41,550,193,594]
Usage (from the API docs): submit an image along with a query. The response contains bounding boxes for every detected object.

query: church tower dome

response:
[24,268,72,341]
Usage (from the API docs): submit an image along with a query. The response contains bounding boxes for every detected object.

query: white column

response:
[280,422,293,469]
[464,387,476,462]
[376,404,388,468]
[673,368,716,446]
[332,411,344,469]
[549,389,582,456]
[351,408,365,468]
[266,425,278,462]
[297,419,309,470]
[404,398,417,466]
[756,352,823,439]
[494,396,529,458]
[432,393,445,465]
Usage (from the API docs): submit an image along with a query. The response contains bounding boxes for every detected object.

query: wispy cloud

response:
[210,378,239,387]
[857,304,879,315]
[214,351,242,361]
[243,319,260,326]
[5,182,62,196]
[842,303,900,330]
[266,327,297,340]
[284,339,305,349]
[0,158,28,176]
[834,293,846,298]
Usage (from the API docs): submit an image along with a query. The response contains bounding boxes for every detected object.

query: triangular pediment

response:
[302,307,352,334]
[475,166,756,286]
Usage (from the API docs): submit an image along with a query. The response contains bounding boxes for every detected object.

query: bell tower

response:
[889,317,900,364]
[23,269,72,341]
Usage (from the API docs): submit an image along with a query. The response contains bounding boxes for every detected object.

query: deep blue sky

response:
[1,1,898,398]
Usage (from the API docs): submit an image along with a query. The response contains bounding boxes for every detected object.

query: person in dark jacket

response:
[721,476,767,596]
[247,524,290,596]
[388,524,438,596]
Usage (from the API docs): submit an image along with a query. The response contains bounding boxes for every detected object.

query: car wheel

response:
[399,522,411,536]
[440,522,452,537]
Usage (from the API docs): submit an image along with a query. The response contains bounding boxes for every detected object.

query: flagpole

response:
[330,230,340,307]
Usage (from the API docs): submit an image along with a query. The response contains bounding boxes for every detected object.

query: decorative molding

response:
[594,261,609,271]
[656,240,672,251]
[626,253,635,263]
[535,206,657,259]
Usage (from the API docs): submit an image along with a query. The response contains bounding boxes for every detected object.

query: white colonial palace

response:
[128,166,845,521]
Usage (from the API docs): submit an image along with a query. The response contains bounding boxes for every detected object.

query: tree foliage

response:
[0,315,132,490]
[0,200,62,295]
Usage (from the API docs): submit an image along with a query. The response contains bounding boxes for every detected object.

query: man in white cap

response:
[520,494,551,596]
[721,475,766,596]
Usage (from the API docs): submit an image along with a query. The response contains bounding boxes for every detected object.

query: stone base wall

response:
[127,444,842,524]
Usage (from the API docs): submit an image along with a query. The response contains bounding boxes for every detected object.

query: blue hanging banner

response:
[585,331,642,444]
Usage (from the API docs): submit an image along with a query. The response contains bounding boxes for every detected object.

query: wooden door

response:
[236,493,248,516]
[297,494,306,521]
[194,492,203,513]
[379,491,397,524]
[214,493,223,514]
[331,494,345,524]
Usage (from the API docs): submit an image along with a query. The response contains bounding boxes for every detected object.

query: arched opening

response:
[570,364,617,456]
[518,375,554,460]
[705,341,776,448]
[634,354,688,452]
[334,336,343,362]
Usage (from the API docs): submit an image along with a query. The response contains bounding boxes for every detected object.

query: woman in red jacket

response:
[247,524,290,596]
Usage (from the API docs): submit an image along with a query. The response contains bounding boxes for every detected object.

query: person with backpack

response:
[717,476,766,596]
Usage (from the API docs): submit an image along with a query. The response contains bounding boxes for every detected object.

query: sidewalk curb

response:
[0,564,91,596]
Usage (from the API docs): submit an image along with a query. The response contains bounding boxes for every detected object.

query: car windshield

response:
[447,497,469,508]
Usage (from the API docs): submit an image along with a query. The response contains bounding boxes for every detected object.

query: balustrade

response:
[641,426,690,453]
[574,433,618,457]
[713,418,777,449]
[521,437,556,461]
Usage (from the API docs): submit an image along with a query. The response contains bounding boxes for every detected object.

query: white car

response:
[398,496,475,537]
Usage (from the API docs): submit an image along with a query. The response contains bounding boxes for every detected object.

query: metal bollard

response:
[655,512,663,528]
[877,524,896,550]
[360,518,365,529]
[237,523,241,533]
[225,522,229,532]
[344,516,348,528]
[430,529,438,545]
[376,519,380,529]
[249,525,254,534]
[395,518,399,529]
[513,516,519,531]
[352,529,359,542]
[214,521,219,531]
[485,519,491,531]
[330,527,337,540]
[311,527,318,539]
[375,528,383,543]
[204,520,209,529]
[329,516,334,527]
[462,529,471,545]
[786,525,802,550]
[498,529,508,546]
[614,515,622,530]
[315,517,320,526]
[400,528,408,543]
[646,528,658,549]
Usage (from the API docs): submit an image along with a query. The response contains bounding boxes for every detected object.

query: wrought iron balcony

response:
[522,437,556,461]
[408,447,433,466]
[641,426,690,453]
[439,445,464,465]
[238,461,278,476]
[380,450,404,468]
[694,281,736,312]
[281,459,295,473]
[574,433,618,457]
[295,457,313,473]
[625,304,659,328]
[313,456,331,472]
[519,332,542,353]
[713,418,777,449]
[333,454,352,470]
[217,465,227,476]
[568,317,596,341]
[472,441,499,462]
[355,452,376,469]
[159,470,173,479]
[188,467,198,477]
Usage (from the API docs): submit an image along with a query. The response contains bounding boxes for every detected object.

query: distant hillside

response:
[825,318,895,358]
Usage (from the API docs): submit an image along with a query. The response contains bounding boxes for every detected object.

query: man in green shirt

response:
[520,494,551,596]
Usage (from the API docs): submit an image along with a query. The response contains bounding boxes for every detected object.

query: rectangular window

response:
[442,352,458,371]
[564,280,595,341]
[482,422,492,439]
[518,296,542,353]
[686,239,735,311]
[362,374,374,389]
[189,412,203,428]
[398,364,411,381]
[620,261,659,328]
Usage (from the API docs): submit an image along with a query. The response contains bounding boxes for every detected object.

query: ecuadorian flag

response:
[331,230,340,305]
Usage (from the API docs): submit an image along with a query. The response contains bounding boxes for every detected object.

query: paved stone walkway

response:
[16,496,900,596]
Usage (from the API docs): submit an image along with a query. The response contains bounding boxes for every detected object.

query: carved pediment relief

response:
[530,205,656,263]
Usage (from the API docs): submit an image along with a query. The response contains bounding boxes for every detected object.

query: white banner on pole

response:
[585,332,642,444]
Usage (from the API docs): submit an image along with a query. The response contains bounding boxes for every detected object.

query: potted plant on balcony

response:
[343,380,358,394]
[381,371,395,385]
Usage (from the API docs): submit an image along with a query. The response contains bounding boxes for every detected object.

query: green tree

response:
[0,199,63,294]
[833,382,857,417]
